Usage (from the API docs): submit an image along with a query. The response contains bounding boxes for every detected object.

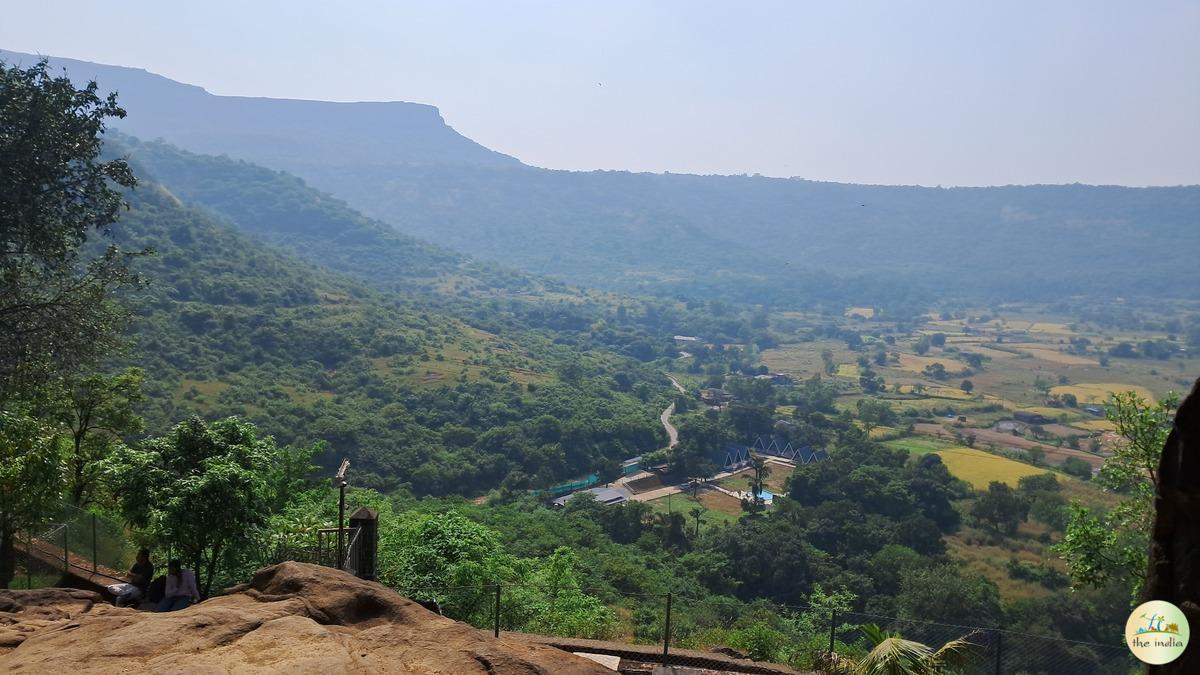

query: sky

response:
[4,1,1198,186]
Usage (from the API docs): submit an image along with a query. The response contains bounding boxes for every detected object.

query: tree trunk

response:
[0,522,16,589]
[1145,378,1200,675]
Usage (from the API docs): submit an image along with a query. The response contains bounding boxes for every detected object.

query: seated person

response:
[113,548,155,607]
[157,559,200,612]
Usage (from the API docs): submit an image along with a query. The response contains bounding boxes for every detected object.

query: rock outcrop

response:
[0,561,609,673]
[1145,377,1200,675]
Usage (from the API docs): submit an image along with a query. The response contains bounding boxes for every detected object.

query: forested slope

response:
[16,49,1196,308]
[108,176,668,493]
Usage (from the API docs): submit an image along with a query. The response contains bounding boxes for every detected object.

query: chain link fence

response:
[14,503,135,589]
[378,582,1136,674]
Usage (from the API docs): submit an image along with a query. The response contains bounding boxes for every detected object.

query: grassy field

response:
[894,353,960,374]
[717,465,790,494]
[648,489,742,525]
[883,436,951,455]
[885,438,1045,488]
[760,340,858,379]
[1050,382,1156,404]
[835,363,860,378]
[1070,419,1116,432]
[934,447,1048,488]
[1019,347,1097,366]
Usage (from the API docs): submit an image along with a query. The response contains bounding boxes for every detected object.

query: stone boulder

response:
[0,561,610,673]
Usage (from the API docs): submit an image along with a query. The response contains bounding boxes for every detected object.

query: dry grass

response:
[835,363,860,378]
[845,306,875,319]
[894,353,957,374]
[1020,347,1096,365]
[1050,383,1155,405]
[1071,419,1116,432]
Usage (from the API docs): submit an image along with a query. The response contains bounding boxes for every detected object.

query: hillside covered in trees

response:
[7,48,1197,308]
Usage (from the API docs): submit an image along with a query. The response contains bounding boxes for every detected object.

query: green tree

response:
[1060,457,1093,480]
[50,368,144,506]
[105,416,307,596]
[856,398,896,436]
[0,58,141,392]
[970,481,1029,536]
[689,506,705,538]
[895,564,1002,626]
[0,407,67,588]
[959,379,973,394]
[742,455,768,515]
[509,547,616,639]
[1058,391,1178,600]
[914,336,931,355]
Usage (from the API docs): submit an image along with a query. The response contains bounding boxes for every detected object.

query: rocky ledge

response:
[0,561,608,673]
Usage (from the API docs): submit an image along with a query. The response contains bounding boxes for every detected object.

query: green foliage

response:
[970,481,1030,536]
[0,58,141,390]
[856,398,897,435]
[850,623,978,675]
[98,172,667,494]
[1058,390,1177,600]
[104,416,318,596]
[0,407,67,587]
[895,564,1001,627]
[49,368,144,506]
[1060,456,1093,480]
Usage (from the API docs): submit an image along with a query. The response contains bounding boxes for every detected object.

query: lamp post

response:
[334,459,350,569]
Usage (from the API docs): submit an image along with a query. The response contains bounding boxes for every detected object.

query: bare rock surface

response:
[0,561,609,674]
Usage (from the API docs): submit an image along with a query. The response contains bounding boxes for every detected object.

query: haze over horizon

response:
[4,1,1198,187]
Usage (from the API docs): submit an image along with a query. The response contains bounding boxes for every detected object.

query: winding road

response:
[661,374,686,449]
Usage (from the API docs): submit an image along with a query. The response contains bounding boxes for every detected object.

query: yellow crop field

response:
[932,447,1045,489]
[1071,419,1116,432]
[1022,348,1095,365]
[1016,406,1070,418]
[836,363,860,378]
[1028,322,1073,333]
[1051,383,1155,405]
[846,306,875,318]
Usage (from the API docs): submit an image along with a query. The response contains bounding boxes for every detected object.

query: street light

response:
[334,459,350,569]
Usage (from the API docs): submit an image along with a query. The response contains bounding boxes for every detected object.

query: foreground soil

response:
[0,561,608,674]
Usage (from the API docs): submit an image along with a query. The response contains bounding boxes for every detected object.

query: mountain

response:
[103,160,668,494]
[11,49,1199,306]
[0,49,519,177]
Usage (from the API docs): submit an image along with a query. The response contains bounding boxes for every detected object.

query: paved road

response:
[665,374,686,394]
[660,403,679,449]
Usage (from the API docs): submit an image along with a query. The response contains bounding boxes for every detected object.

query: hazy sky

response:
[5,1,1198,186]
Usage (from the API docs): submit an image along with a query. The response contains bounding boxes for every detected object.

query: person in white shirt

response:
[157,559,200,612]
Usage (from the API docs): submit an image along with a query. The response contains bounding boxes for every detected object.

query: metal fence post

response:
[493,584,501,638]
[662,592,673,660]
[994,629,1003,675]
[829,609,837,654]
[91,513,97,574]
[26,532,32,588]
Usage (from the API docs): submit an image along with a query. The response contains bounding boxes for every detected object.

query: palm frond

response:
[857,635,934,675]
[927,631,981,671]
